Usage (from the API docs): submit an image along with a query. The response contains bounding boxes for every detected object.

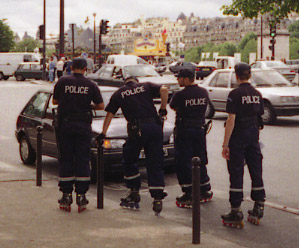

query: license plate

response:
[202,68,210,71]
[139,148,168,159]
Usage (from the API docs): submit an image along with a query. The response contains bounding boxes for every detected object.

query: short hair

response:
[177,68,195,80]
[71,58,87,70]
[235,62,251,80]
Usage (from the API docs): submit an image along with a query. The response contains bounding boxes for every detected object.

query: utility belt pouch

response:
[127,121,141,139]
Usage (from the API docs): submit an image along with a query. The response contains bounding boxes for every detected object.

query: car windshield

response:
[250,71,293,87]
[264,61,287,68]
[122,65,160,78]
[198,61,217,67]
[94,91,123,118]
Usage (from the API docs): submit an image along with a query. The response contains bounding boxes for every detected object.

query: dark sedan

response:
[195,61,217,80]
[168,61,197,76]
[15,86,175,180]
[14,62,48,81]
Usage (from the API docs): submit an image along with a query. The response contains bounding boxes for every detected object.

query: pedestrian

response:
[52,58,104,213]
[86,55,94,74]
[221,62,265,228]
[56,57,65,79]
[48,56,55,83]
[101,76,168,215]
[63,57,72,76]
[169,68,213,209]
[52,53,58,79]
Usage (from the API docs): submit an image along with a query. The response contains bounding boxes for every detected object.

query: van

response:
[215,56,240,69]
[106,55,148,66]
[0,52,40,80]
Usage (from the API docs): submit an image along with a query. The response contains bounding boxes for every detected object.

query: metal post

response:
[71,24,75,59]
[59,0,64,57]
[93,13,97,64]
[42,0,46,81]
[192,157,201,244]
[99,32,102,68]
[260,16,263,60]
[96,135,104,209]
[36,126,43,186]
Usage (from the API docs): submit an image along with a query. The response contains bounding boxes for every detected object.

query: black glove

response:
[96,133,106,144]
[158,108,167,117]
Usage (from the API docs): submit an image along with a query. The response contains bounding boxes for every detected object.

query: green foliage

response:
[184,47,201,63]
[241,39,257,63]
[0,19,15,52]
[290,38,299,59]
[238,32,257,50]
[288,20,299,39]
[222,0,299,22]
[13,38,40,52]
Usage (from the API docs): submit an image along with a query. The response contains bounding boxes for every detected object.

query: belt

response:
[176,118,204,128]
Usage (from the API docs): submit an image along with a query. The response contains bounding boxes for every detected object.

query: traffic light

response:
[100,19,110,35]
[270,24,276,38]
[39,25,44,40]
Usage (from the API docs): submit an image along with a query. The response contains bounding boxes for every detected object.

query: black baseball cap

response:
[234,62,251,76]
[72,58,87,70]
[177,68,195,79]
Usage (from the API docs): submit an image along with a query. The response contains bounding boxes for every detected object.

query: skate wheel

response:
[134,203,140,209]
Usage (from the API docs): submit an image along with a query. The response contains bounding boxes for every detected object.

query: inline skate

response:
[248,201,264,225]
[221,208,244,228]
[58,193,73,212]
[76,194,89,213]
[120,189,140,209]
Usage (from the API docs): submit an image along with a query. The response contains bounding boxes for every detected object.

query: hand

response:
[159,108,167,117]
[222,146,230,160]
[96,133,106,145]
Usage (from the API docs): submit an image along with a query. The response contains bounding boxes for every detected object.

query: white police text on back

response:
[242,96,260,104]
[185,98,206,107]
[121,86,145,98]
[65,85,89,94]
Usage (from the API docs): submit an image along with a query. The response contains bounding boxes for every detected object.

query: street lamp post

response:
[59,0,64,57]
[42,0,46,81]
[93,12,96,64]
[70,24,75,59]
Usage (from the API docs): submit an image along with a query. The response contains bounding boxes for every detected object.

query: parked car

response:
[168,61,197,75]
[87,64,180,97]
[14,62,48,81]
[195,61,217,80]
[286,59,299,73]
[15,86,175,180]
[201,69,299,124]
[155,62,167,74]
[251,60,296,82]
[215,56,240,69]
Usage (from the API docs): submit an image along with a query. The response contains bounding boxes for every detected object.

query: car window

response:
[100,66,113,77]
[23,92,50,117]
[31,64,39,70]
[209,72,229,88]
[23,55,32,62]
[251,63,257,68]
[22,64,30,70]
[231,73,238,88]
[250,71,292,87]
[122,65,160,78]
[137,58,147,65]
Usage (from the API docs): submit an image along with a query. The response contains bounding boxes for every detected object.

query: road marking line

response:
[245,197,299,215]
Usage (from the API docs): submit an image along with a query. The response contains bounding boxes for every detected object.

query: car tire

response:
[3,76,9,80]
[16,75,24,81]
[262,102,277,125]
[0,72,4,80]
[19,135,36,165]
[205,100,215,119]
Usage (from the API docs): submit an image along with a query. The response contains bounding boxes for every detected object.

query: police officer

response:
[170,68,213,208]
[102,77,168,215]
[53,58,104,213]
[221,62,265,228]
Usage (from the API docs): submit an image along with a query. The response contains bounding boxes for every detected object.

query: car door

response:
[31,64,42,79]
[110,66,125,87]
[97,65,117,86]
[21,63,31,79]
[206,71,231,111]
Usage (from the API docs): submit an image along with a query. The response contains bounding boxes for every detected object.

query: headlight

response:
[169,133,174,144]
[103,139,126,149]
[280,96,297,103]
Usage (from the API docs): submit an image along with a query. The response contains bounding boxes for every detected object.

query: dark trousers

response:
[228,126,265,208]
[122,122,165,199]
[175,127,211,194]
[58,121,91,194]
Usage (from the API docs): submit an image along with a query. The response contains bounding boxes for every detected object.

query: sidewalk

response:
[0,176,246,248]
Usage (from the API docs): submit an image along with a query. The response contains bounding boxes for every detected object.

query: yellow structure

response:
[133,37,167,57]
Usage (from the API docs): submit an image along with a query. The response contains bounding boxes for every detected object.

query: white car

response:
[201,69,299,124]
[251,61,296,82]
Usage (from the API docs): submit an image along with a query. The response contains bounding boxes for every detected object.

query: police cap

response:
[177,68,195,80]
[124,76,139,84]
[235,62,251,76]
[72,58,87,70]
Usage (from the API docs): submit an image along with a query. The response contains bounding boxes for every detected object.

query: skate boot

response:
[221,208,244,228]
[176,192,192,208]
[247,201,264,225]
[200,191,213,203]
[152,192,168,216]
[58,193,73,212]
[120,189,140,209]
[76,194,89,213]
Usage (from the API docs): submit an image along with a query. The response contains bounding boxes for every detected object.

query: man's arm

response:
[102,112,114,135]
[52,98,58,105]
[92,102,105,110]
[159,86,168,110]
[222,113,235,160]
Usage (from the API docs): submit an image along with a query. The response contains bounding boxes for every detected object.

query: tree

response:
[13,37,40,52]
[288,20,299,39]
[222,0,299,22]
[0,19,15,52]
[238,32,257,51]
[290,38,299,59]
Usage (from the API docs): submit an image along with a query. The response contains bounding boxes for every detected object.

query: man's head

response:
[71,58,87,73]
[124,76,139,84]
[177,68,195,87]
[235,62,251,82]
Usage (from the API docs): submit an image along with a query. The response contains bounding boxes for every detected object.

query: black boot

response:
[76,194,89,213]
[120,189,141,209]
[200,191,213,203]
[58,193,73,212]
[176,192,192,208]
[221,208,244,228]
[248,201,264,225]
[152,192,168,216]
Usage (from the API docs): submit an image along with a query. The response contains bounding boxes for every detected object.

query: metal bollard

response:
[36,126,43,186]
[96,135,104,209]
[192,157,201,244]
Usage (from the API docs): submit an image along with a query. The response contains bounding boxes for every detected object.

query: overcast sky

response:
[1,0,232,38]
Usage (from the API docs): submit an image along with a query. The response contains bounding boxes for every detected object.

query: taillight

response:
[195,68,200,71]
[290,70,295,73]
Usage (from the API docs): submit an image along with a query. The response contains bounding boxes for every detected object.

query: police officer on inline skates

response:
[101,77,168,215]
[53,58,104,213]
[221,62,266,228]
[169,68,213,208]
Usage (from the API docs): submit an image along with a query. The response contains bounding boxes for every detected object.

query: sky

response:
[1,0,232,38]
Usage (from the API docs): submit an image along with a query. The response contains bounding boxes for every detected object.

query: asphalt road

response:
[1,79,299,248]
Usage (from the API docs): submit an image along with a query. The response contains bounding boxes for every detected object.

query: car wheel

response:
[3,76,9,80]
[16,75,24,81]
[262,102,277,125]
[205,100,215,119]
[19,135,36,165]
[0,72,4,80]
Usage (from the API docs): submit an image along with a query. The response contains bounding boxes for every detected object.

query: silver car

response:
[201,69,299,124]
